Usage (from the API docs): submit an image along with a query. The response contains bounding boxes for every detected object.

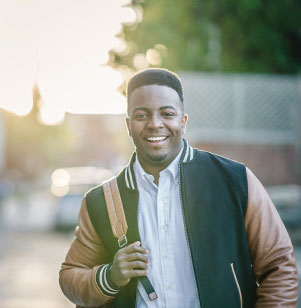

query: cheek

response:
[128,123,141,139]
[172,121,185,135]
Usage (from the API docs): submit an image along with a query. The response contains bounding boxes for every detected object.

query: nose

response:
[147,113,164,129]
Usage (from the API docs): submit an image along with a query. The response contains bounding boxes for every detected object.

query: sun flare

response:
[0,0,136,124]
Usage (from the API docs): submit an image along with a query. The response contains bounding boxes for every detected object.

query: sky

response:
[0,0,137,124]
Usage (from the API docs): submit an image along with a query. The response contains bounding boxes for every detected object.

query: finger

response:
[122,243,148,255]
[129,269,148,278]
[117,241,140,253]
[125,252,148,263]
[121,269,148,280]
[124,260,148,270]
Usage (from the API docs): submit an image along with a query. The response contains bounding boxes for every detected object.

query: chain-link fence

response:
[180,73,300,146]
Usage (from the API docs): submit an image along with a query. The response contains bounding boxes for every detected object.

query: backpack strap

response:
[102,176,158,301]
[103,176,128,248]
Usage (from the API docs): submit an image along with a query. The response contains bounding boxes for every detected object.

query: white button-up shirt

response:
[134,149,200,308]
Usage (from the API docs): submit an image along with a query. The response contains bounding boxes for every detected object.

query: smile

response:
[146,136,168,142]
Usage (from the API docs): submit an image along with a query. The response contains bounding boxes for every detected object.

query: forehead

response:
[128,84,181,112]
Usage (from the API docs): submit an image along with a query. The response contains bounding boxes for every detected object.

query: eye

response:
[134,113,148,120]
[162,111,175,118]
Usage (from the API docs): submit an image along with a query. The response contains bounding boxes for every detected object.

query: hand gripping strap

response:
[103,177,128,247]
[102,176,158,301]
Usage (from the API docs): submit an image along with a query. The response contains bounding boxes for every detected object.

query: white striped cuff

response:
[97,264,121,296]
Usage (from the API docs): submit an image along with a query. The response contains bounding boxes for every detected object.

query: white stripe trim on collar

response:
[125,165,135,190]
[125,166,130,189]
[183,143,194,163]
[128,165,135,190]
[183,143,190,163]
[190,146,194,160]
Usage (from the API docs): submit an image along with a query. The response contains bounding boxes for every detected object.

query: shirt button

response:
[167,284,172,289]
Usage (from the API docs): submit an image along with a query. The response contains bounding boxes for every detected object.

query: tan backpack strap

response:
[103,176,128,247]
[103,177,158,300]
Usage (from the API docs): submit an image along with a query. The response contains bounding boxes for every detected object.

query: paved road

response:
[0,230,73,308]
[0,230,300,307]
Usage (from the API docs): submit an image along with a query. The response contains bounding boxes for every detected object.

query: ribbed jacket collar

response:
[124,138,194,191]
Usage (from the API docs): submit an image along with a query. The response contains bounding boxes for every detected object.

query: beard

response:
[146,152,168,163]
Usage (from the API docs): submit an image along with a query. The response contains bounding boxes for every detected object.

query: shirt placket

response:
[157,173,178,308]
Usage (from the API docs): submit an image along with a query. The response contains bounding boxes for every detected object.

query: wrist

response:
[107,263,123,290]
[96,263,121,297]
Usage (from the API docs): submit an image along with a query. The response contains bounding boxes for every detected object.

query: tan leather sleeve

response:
[59,198,114,308]
[245,168,299,307]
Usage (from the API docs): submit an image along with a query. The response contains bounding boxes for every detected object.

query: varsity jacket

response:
[59,140,298,308]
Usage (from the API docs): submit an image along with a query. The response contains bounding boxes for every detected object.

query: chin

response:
[146,153,168,163]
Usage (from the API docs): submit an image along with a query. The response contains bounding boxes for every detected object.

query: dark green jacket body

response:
[86,140,256,307]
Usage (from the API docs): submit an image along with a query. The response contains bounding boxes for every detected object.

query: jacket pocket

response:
[230,263,243,308]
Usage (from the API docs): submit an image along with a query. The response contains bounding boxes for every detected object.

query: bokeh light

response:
[51,169,70,197]
[51,169,70,188]
[133,53,148,70]
[51,184,70,197]
[146,48,162,66]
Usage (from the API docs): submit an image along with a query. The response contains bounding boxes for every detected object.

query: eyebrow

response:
[132,106,177,113]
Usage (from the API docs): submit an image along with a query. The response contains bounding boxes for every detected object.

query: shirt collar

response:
[134,146,183,185]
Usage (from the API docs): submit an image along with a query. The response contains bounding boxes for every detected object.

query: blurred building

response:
[63,113,132,169]
[181,73,301,186]
[0,111,5,171]
[63,73,301,187]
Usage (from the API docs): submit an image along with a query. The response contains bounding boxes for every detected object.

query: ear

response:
[182,114,188,135]
[126,117,132,137]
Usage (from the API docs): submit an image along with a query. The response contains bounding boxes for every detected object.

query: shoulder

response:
[85,184,103,204]
[85,167,128,211]
[192,148,246,171]
[190,148,248,200]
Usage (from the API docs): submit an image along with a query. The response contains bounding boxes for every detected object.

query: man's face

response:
[126,84,188,170]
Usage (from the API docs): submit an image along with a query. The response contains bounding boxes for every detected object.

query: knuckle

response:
[117,255,123,263]
[134,270,142,276]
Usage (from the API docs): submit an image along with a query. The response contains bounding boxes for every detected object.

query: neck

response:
[136,143,183,185]
[139,163,164,185]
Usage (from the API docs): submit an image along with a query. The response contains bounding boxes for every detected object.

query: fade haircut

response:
[126,68,184,110]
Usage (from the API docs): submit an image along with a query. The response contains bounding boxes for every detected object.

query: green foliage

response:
[114,0,300,73]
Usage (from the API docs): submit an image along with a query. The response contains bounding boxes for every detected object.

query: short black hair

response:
[126,68,184,105]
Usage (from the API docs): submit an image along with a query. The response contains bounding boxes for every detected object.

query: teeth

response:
[147,136,166,141]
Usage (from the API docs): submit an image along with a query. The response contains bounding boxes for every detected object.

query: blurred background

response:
[0,0,300,307]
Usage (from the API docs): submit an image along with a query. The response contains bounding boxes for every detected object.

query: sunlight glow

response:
[0,0,137,122]
[38,105,65,126]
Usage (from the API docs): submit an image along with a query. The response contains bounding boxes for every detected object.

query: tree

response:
[112,0,301,73]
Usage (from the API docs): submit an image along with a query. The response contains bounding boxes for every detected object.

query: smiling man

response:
[126,82,187,184]
[60,68,298,308]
